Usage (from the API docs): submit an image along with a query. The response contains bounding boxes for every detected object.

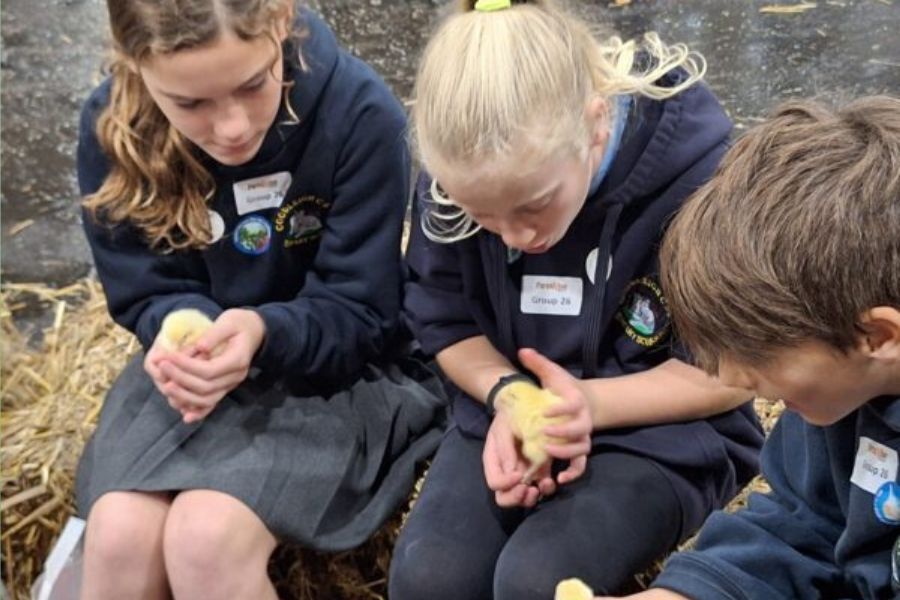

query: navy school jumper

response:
[655,396,900,599]
[404,73,765,537]
[78,9,410,392]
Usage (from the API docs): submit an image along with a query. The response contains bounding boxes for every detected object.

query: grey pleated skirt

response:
[75,353,447,551]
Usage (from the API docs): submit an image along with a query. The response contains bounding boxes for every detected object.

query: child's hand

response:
[483,410,556,507]
[518,348,593,485]
[149,309,266,423]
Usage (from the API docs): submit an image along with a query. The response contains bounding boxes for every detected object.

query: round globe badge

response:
[233,215,272,256]
[874,481,900,525]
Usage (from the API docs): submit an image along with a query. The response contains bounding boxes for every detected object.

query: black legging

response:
[389,426,684,600]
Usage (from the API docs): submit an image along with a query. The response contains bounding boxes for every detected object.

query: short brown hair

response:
[660,96,900,373]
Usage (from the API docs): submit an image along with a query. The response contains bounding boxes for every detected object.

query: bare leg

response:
[163,490,278,600]
[81,491,173,600]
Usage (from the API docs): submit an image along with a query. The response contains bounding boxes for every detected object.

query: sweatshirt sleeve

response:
[77,84,223,349]
[652,412,846,599]
[402,174,483,356]
[251,77,410,378]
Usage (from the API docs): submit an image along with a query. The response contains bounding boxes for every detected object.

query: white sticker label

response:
[851,436,898,495]
[520,275,583,316]
[208,210,225,243]
[233,171,292,216]
[585,248,614,285]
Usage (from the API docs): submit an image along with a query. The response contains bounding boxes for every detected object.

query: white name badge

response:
[233,172,292,216]
[520,275,583,316]
[851,436,898,494]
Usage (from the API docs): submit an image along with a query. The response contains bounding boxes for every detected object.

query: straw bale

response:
[1,278,784,599]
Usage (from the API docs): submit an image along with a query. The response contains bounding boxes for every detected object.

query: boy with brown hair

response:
[605,95,900,599]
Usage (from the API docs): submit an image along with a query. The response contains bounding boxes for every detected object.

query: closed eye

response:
[517,196,552,215]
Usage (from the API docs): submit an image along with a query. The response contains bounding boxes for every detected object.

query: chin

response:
[205,137,264,166]
[214,153,254,167]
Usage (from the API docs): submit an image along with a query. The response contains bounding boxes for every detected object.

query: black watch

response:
[485,373,534,416]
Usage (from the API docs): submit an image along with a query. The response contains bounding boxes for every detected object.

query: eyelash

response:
[174,78,268,110]
[520,197,552,215]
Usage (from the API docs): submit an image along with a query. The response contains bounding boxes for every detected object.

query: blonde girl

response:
[389,1,763,598]
[76,1,446,598]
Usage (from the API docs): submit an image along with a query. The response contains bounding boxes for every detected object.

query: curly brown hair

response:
[84,0,303,251]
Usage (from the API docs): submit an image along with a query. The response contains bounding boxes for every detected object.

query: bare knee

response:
[82,491,171,598]
[164,491,275,595]
[84,491,170,567]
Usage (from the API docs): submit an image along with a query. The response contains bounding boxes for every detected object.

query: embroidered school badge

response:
[233,215,272,255]
[874,481,900,525]
[274,195,330,248]
[615,277,670,347]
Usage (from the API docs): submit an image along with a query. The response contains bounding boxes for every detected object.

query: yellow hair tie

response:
[474,0,511,11]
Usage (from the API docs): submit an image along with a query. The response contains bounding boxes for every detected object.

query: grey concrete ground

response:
[2,0,899,287]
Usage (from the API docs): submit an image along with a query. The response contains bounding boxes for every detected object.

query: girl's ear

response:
[586,96,610,163]
[858,307,900,359]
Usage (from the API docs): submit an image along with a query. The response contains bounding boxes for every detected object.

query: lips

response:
[221,140,253,154]
[523,242,550,254]
[219,135,259,155]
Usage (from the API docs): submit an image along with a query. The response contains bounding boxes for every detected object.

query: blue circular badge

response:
[874,481,900,525]
[233,215,272,255]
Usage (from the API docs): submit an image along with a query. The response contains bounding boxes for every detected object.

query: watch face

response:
[893,535,900,592]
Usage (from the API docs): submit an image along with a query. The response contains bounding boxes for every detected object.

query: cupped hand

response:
[146,308,266,423]
[518,348,594,485]
[483,409,557,507]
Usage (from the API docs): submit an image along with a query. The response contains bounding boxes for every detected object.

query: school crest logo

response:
[233,215,272,255]
[274,195,330,248]
[616,277,670,347]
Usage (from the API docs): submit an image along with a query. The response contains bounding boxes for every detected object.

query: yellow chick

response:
[555,578,594,600]
[494,380,570,482]
[156,309,214,353]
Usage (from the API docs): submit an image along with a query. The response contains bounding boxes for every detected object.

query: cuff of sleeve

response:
[652,553,751,600]
[250,304,301,376]
[137,296,223,351]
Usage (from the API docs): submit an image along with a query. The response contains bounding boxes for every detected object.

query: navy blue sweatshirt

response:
[404,74,764,535]
[78,10,410,390]
[655,398,900,599]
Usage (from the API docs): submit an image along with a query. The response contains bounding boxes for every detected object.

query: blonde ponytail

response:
[414,0,706,243]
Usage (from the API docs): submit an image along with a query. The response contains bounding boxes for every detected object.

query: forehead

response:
[139,30,276,97]
[433,153,567,213]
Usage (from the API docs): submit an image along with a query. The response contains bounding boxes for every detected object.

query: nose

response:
[499,221,538,250]
[717,360,757,392]
[214,100,251,143]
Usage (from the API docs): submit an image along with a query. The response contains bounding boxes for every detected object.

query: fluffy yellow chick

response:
[555,578,594,600]
[495,380,570,482]
[156,309,214,352]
